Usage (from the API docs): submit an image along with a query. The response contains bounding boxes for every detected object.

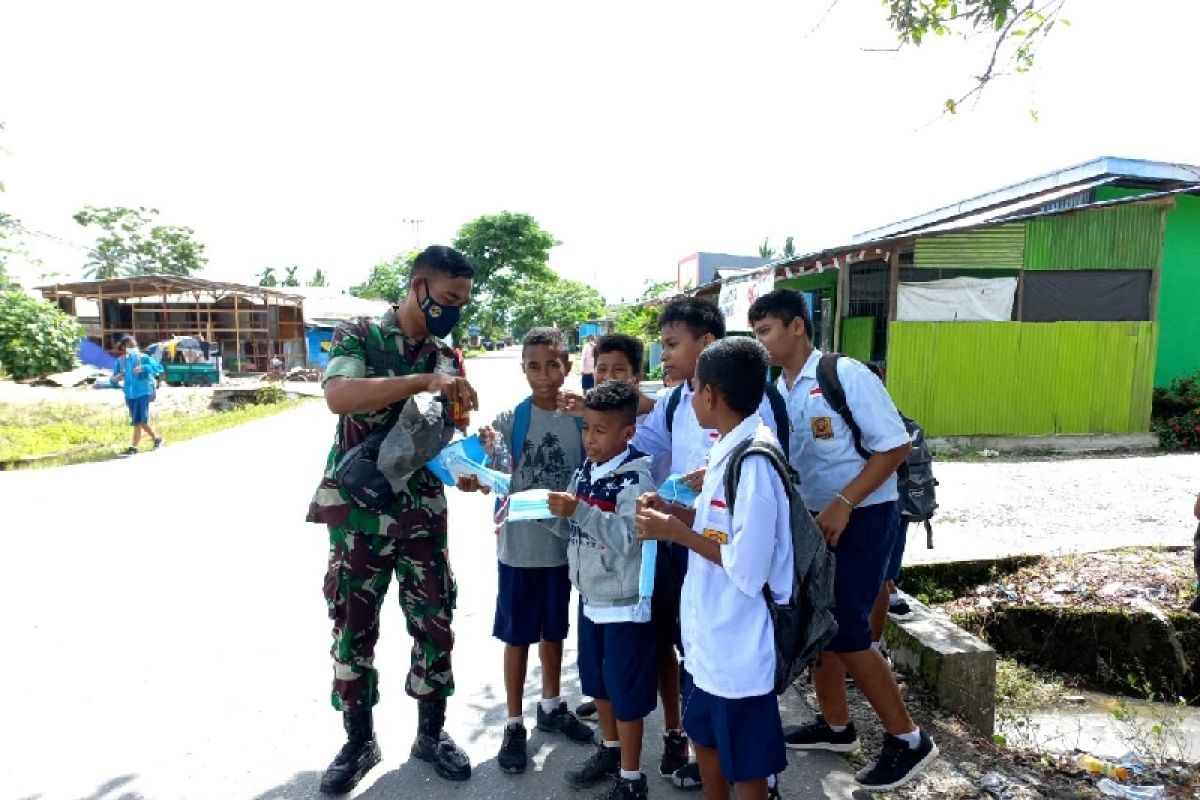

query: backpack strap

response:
[723,439,799,515]
[763,383,792,462]
[815,353,872,462]
[664,384,685,434]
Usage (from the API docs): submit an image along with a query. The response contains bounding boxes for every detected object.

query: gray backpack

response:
[724,436,838,695]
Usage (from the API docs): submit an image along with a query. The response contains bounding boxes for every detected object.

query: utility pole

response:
[402,218,425,249]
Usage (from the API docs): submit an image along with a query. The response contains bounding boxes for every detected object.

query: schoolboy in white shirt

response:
[636,337,791,800]
[749,288,938,791]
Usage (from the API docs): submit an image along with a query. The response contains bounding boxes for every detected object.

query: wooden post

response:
[888,247,902,323]
[1015,270,1026,321]
[97,284,106,348]
[833,261,848,352]
[234,294,242,373]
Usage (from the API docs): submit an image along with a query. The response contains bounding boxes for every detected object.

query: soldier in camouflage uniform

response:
[308,245,479,793]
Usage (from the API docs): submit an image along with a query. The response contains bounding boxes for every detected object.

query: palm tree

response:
[258,267,278,287]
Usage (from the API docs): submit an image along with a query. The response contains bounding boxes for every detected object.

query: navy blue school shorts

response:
[682,670,787,783]
[826,501,898,653]
[492,563,571,646]
[577,607,658,722]
[885,509,909,582]
[126,396,150,426]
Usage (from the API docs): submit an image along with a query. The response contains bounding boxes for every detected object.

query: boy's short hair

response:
[593,334,644,374]
[522,327,569,358]
[583,380,640,427]
[659,297,726,340]
[696,337,768,417]
[410,245,475,282]
[747,288,814,340]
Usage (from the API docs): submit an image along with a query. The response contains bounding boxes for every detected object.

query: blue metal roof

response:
[853,156,1200,242]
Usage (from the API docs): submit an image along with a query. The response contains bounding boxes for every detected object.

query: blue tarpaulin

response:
[78,339,116,370]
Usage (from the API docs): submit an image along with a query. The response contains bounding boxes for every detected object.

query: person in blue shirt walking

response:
[112,335,164,456]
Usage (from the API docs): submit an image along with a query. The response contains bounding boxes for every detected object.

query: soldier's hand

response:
[547,492,579,519]
[429,374,479,411]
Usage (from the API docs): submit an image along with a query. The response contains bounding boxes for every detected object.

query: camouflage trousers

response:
[323,526,457,711]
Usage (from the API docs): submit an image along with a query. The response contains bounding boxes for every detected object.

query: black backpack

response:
[815,354,939,549]
[724,436,838,695]
[665,382,792,461]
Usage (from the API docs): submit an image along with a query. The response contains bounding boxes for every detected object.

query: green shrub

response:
[1151,372,1200,451]
[254,385,288,405]
[0,291,84,381]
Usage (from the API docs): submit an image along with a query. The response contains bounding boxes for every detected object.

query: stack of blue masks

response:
[427,435,512,497]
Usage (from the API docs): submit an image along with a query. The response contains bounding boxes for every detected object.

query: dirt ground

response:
[940,548,1198,617]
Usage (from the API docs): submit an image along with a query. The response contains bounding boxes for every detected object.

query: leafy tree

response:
[0,291,84,380]
[884,0,1068,111]
[509,275,606,339]
[615,280,676,339]
[257,267,278,287]
[73,206,207,278]
[281,265,300,287]
[350,251,417,304]
[758,238,776,259]
[0,212,25,290]
[308,268,328,287]
[453,212,558,330]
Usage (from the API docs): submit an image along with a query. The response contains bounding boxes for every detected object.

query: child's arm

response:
[636,505,721,565]
[548,472,655,555]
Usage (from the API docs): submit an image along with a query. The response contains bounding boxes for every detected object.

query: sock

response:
[767,774,778,789]
[871,641,883,652]
[620,769,641,781]
[827,723,848,733]
[603,739,621,750]
[506,716,523,728]
[898,727,922,748]
[890,591,901,603]
[540,697,560,714]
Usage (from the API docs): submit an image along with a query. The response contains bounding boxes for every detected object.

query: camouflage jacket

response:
[307,309,459,539]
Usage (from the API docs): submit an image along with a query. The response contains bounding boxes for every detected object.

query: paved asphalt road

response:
[0,348,855,800]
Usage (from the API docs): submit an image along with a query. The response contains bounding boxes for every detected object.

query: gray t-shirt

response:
[493,403,584,568]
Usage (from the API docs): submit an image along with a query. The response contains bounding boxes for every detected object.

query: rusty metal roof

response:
[36,275,304,304]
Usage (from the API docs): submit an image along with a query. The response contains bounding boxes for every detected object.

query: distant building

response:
[676,252,771,292]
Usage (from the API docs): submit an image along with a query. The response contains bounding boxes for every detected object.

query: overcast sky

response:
[2,1,1199,299]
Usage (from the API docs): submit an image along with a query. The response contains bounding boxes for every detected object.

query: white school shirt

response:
[633,381,782,486]
[679,418,794,700]
[778,349,911,513]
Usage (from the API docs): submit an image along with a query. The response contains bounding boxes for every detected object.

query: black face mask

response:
[417,280,462,338]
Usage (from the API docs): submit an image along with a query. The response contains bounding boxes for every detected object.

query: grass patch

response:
[996,658,1065,708]
[0,397,310,469]
[463,347,486,359]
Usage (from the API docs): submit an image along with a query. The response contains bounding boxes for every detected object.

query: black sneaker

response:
[659,730,689,778]
[566,744,620,788]
[783,716,860,753]
[671,761,703,791]
[855,731,939,791]
[537,701,594,743]
[498,723,527,774]
[152,436,164,450]
[767,775,781,800]
[599,773,648,800]
[121,446,138,457]
[889,597,913,618]
[577,700,598,720]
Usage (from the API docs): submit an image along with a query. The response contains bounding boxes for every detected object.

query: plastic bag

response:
[505,489,554,521]
[1096,779,1165,800]
[379,392,453,487]
[427,435,512,497]
[658,474,700,507]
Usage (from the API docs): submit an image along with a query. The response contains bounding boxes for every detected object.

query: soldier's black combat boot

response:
[411,699,472,781]
[319,705,382,794]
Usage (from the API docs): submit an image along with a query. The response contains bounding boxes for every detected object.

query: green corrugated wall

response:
[841,317,874,362]
[913,223,1026,268]
[887,321,1157,436]
[1025,202,1167,270]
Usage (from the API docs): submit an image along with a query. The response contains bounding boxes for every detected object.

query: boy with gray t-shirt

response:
[461,328,594,774]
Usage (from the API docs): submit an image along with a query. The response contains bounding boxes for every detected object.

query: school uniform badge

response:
[811,416,835,440]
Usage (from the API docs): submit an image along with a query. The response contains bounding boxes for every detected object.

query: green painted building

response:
[769,157,1200,438]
